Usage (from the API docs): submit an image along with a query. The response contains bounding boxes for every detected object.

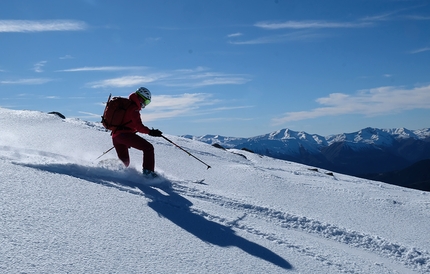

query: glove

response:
[148,128,163,137]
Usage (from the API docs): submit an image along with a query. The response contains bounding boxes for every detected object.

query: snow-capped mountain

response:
[186,127,430,181]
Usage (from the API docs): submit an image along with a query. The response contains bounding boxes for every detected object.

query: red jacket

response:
[112,93,150,138]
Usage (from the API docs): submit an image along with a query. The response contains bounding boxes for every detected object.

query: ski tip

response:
[181,179,206,185]
[193,179,207,185]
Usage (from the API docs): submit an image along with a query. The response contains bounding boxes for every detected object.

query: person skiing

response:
[111,87,162,177]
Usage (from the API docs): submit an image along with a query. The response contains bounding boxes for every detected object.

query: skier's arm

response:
[132,110,150,134]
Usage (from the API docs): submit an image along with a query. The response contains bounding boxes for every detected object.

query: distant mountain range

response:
[183,127,430,191]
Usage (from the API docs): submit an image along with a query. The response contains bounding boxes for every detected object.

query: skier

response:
[111,87,163,177]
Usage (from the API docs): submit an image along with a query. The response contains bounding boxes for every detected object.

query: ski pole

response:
[161,135,211,169]
[95,146,114,160]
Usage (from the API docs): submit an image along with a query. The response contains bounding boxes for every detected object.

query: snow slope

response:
[1,107,429,274]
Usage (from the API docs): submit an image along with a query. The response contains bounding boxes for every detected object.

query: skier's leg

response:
[113,136,130,167]
[129,134,155,172]
[114,133,155,171]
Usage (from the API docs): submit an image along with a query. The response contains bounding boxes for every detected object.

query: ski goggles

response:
[137,94,151,107]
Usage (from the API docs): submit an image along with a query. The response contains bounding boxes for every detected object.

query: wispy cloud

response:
[88,75,166,88]
[255,20,372,30]
[229,18,372,45]
[145,37,161,43]
[360,12,399,22]
[409,47,430,54]
[403,15,430,21]
[1,78,53,85]
[229,31,326,45]
[193,117,253,123]
[163,74,250,88]
[34,61,47,73]
[235,8,426,46]
[0,20,87,32]
[159,69,250,88]
[76,111,102,120]
[59,55,74,60]
[141,93,213,122]
[136,93,251,123]
[272,84,430,125]
[227,32,243,38]
[59,66,147,72]
[360,5,430,22]
[87,67,250,88]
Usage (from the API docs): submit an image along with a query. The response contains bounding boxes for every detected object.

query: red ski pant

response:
[112,133,155,171]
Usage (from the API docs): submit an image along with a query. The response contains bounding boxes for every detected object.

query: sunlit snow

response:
[1,107,429,273]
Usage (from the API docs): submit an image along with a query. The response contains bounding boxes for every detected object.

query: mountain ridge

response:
[184,127,430,191]
[190,127,430,148]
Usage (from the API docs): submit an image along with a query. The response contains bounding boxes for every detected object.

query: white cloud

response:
[141,93,212,122]
[1,78,53,85]
[0,20,87,32]
[229,35,286,45]
[409,47,430,54]
[403,15,430,21]
[164,75,250,87]
[193,117,253,123]
[88,75,165,88]
[77,111,102,119]
[59,55,74,60]
[229,31,325,45]
[160,69,250,87]
[360,7,422,22]
[239,16,376,45]
[59,66,147,72]
[150,94,211,108]
[360,12,397,22]
[86,67,250,89]
[227,32,243,38]
[211,105,254,111]
[272,84,430,125]
[34,61,47,73]
[141,94,253,123]
[173,66,208,73]
[254,20,372,30]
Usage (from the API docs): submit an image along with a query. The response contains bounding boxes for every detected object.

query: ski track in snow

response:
[172,183,429,274]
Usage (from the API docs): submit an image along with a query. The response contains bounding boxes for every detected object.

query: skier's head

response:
[135,87,151,108]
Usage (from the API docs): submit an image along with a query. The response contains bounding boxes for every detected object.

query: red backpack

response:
[101,94,133,132]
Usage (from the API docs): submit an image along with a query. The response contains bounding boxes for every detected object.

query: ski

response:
[173,179,206,185]
[188,179,206,185]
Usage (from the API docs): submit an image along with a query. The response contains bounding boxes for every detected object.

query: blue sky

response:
[1,0,429,137]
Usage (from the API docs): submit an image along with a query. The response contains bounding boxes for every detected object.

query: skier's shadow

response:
[136,184,293,271]
[15,162,292,270]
